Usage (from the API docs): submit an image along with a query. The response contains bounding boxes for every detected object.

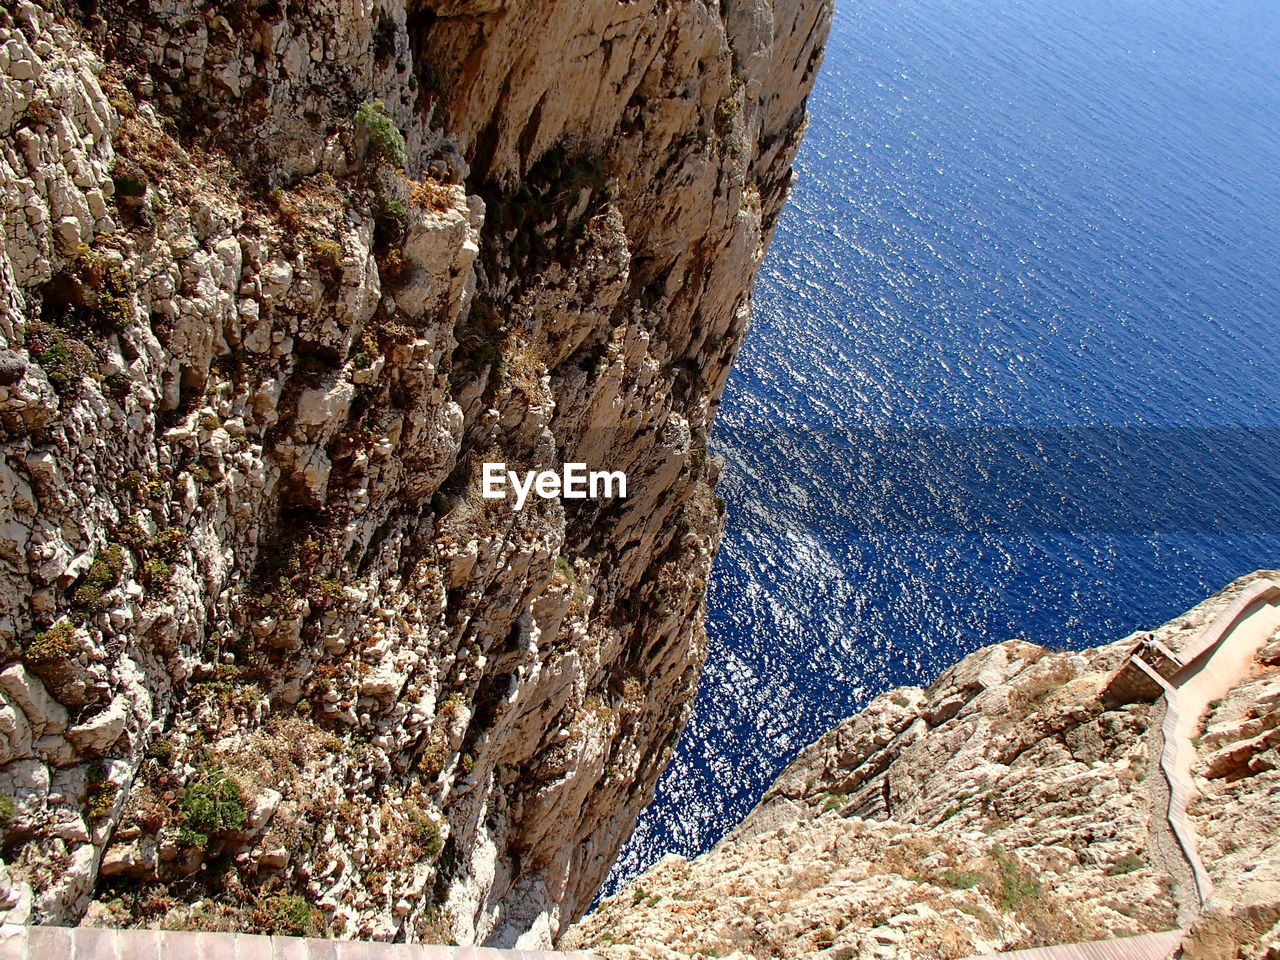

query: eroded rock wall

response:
[0,0,830,946]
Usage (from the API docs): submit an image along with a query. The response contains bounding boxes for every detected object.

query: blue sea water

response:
[606,0,1280,890]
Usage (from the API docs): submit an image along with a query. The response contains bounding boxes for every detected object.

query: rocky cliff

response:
[0,0,830,946]
[566,572,1280,959]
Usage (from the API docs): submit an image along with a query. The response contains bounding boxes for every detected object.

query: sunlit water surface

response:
[607,0,1280,892]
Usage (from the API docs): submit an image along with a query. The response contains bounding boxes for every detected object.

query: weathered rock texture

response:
[566,572,1280,960]
[0,0,830,947]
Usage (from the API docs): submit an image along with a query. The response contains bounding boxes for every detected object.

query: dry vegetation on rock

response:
[0,0,830,946]
[567,575,1280,959]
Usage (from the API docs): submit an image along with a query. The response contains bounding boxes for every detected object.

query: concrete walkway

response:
[966,930,1185,960]
[1148,578,1280,909]
[966,577,1280,960]
[0,924,601,960]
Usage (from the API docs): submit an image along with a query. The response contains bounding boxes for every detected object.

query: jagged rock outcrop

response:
[567,572,1280,960]
[0,0,830,947]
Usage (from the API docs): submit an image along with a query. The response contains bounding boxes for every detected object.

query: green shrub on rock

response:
[356,99,407,168]
[24,621,80,666]
[142,558,173,586]
[110,159,148,198]
[26,322,94,395]
[250,892,321,937]
[307,237,344,272]
[409,807,444,858]
[71,544,127,617]
[84,764,120,820]
[178,766,247,846]
[988,843,1043,911]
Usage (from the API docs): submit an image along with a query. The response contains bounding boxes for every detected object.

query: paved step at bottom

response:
[965,929,1184,960]
[0,925,601,960]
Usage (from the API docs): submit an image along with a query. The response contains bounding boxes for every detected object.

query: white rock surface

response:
[0,0,830,944]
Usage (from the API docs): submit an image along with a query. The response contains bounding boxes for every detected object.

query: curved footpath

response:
[970,577,1280,960]
[1160,579,1280,910]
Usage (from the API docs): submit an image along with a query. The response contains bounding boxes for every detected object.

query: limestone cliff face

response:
[567,572,1280,960]
[0,0,830,946]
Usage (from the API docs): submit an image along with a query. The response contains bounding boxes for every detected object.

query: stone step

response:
[0,925,601,960]
[965,929,1184,960]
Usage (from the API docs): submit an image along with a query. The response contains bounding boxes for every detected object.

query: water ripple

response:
[606,0,1280,894]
